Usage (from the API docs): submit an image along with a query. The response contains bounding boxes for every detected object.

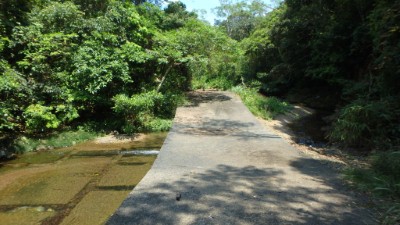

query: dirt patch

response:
[258,105,367,169]
[94,134,145,144]
[260,105,315,144]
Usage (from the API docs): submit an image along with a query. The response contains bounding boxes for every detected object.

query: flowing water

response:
[0,132,167,225]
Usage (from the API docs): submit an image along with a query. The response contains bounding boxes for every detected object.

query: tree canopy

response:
[238,0,400,149]
[0,0,241,135]
[1,0,399,151]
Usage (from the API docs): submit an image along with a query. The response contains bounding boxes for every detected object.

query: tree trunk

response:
[156,63,174,93]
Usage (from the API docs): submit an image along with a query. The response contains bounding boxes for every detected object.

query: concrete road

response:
[107,91,375,225]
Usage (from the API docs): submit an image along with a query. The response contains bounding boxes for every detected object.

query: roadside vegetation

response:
[231,86,290,120]
[0,0,242,152]
[224,0,399,223]
[344,151,400,224]
[1,0,399,223]
[12,130,98,153]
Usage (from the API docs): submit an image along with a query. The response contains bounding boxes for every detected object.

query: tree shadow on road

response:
[184,91,232,108]
[107,90,376,225]
[174,118,281,140]
[107,162,375,225]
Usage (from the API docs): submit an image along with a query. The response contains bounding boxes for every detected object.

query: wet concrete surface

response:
[0,132,166,225]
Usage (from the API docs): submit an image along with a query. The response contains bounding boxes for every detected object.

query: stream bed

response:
[0,132,167,225]
[288,111,330,148]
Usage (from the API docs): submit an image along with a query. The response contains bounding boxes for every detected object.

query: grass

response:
[12,130,100,153]
[344,150,400,224]
[122,117,173,134]
[143,118,173,132]
[192,76,235,91]
[231,86,291,120]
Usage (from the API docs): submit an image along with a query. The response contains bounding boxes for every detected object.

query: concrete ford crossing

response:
[107,91,375,225]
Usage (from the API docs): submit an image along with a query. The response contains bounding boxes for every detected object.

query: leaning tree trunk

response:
[156,63,174,93]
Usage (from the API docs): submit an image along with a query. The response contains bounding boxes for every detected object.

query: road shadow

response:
[107,91,376,225]
[184,91,232,107]
[173,118,281,140]
[107,163,375,225]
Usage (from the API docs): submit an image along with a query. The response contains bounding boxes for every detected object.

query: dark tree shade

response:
[0,0,32,36]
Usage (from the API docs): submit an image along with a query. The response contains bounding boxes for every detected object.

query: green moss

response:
[12,130,101,153]
[9,150,70,164]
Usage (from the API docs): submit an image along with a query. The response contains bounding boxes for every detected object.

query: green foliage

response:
[113,91,163,116]
[240,5,285,86]
[0,0,33,35]
[112,91,179,132]
[162,1,197,30]
[329,99,400,148]
[23,103,78,132]
[154,93,185,118]
[240,0,400,150]
[24,104,60,131]
[168,19,243,90]
[0,56,28,133]
[372,151,400,183]
[143,118,173,132]
[16,31,78,77]
[72,38,131,95]
[193,75,235,91]
[7,2,84,134]
[1,0,241,138]
[345,150,400,224]
[29,1,84,33]
[12,130,99,153]
[231,86,290,119]
[382,203,400,225]
[215,0,270,40]
[2,0,161,135]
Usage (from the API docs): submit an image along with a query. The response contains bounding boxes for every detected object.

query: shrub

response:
[23,103,78,132]
[113,90,179,133]
[192,76,235,90]
[12,130,99,153]
[345,150,400,224]
[143,118,173,132]
[329,99,399,148]
[113,91,163,117]
[23,104,60,131]
[372,151,400,184]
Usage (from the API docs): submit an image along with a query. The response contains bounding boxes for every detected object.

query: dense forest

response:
[242,0,400,151]
[0,0,242,138]
[231,1,399,222]
[1,0,399,149]
[1,0,398,150]
[1,0,399,222]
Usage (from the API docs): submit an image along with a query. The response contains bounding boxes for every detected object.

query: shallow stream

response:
[0,132,167,225]
[288,111,330,148]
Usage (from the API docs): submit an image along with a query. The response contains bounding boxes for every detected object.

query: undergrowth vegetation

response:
[1,1,399,222]
[231,86,291,120]
[11,130,99,153]
[0,0,242,153]
[112,91,183,133]
[345,151,400,224]
[228,1,399,222]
